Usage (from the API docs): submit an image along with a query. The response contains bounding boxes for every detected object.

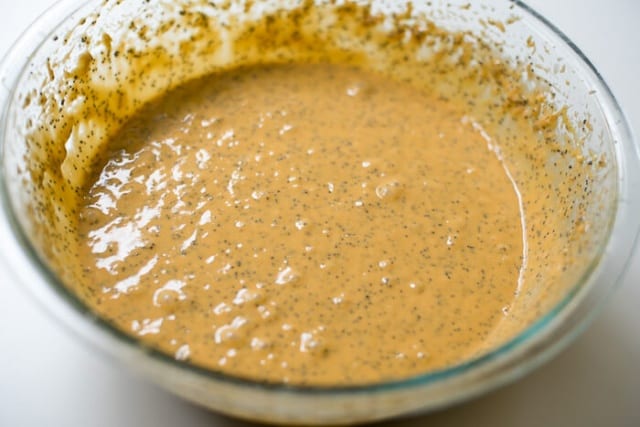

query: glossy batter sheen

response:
[78,63,524,385]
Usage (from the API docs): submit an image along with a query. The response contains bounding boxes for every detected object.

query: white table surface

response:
[1,1,638,426]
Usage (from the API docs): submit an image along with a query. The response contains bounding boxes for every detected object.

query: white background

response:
[0,1,638,426]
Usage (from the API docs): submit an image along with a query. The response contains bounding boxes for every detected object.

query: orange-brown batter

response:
[77,63,525,385]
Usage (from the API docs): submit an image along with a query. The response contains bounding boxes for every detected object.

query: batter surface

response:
[78,63,524,385]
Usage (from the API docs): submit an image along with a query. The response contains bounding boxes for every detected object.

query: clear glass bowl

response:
[0,0,638,424]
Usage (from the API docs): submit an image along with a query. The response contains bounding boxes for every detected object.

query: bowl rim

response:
[1,0,639,398]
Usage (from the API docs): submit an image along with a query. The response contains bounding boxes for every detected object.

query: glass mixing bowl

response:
[0,0,638,424]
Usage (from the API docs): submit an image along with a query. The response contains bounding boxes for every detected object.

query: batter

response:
[78,63,524,385]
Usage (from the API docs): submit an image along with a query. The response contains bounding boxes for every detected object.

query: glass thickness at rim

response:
[0,0,638,401]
